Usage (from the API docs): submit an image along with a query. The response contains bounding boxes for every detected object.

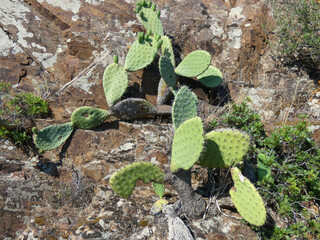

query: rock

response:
[163,205,195,240]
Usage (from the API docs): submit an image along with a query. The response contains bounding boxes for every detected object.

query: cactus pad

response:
[175,50,211,77]
[171,117,204,172]
[110,162,165,198]
[71,106,110,129]
[125,34,162,72]
[159,55,176,87]
[197,66,223,88]
[153,182,165,199]
[161,36,175,66]
[198,128,250,168]
[33,122,74,152]
[230,167,267,226]
[172,86,198,130]
[135,1,164,36]
[111,98,157,120]
[103,63,128,106]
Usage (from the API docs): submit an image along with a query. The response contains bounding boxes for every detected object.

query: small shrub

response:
[0,84,50,146]
[271,0,320,69]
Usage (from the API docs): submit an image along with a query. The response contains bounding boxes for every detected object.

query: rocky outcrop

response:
[0,0,319,239]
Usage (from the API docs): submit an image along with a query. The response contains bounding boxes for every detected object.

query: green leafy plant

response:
[0,85,50,146]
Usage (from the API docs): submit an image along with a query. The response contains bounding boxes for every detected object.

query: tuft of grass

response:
[210,99,320,239]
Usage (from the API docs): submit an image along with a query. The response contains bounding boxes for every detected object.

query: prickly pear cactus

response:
[33,122,74,152]
[171,117,204,172]
[175,50,211,78]
[153,182,165,199]
[135,1,164,36]
[110,162,164,198]
[198,128,250,169]
[197,66,223,88]
[172,86,198,130]
[159,55,176,87]
[71,106,110,129]
[103,60,128,107]
[125,33,163,72]
[230,167,267,226]
[161,36,175,66]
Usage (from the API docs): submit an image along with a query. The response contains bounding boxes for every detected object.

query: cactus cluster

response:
[30,0,266,227]
[109,162,165,198]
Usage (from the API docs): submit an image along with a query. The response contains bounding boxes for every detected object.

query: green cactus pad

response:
[197,66,223,88]
[125,35,162,72]
[159,55,176,87]
[175,50,211,78]
[153,182,165,199]
[71,106,110,129]
[172,86,198,130]
[161,36,175,66]
[150,198,168,215]
[103,63,128,107]
[110,162,165,198]
[136,1,164,36]
[230,167,267,226]
[171,117,204,172]
[111,98,157,120]
[198,128,250,169]
[33,122,74,152]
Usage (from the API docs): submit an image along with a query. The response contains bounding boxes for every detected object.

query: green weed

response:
[0,83,50,146]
